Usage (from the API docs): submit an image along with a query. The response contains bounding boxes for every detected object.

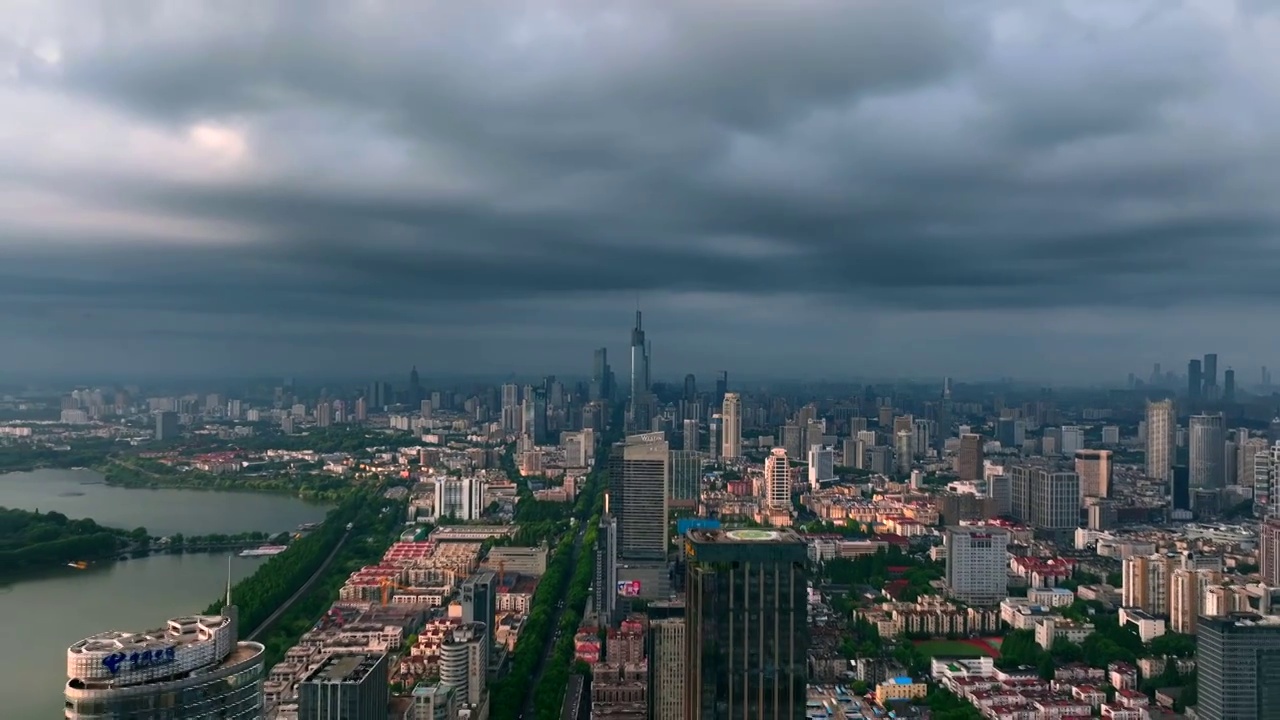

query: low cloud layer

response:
[2,0,1279,382]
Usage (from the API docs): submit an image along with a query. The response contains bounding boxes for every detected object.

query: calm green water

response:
[0,468,329,536]
[0,469,332,719]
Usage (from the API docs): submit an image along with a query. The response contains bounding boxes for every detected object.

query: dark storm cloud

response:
[2,0,1279,378]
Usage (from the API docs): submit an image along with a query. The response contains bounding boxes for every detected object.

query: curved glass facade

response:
[65,642,264,720]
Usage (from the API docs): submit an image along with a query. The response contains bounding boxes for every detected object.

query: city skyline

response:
[3,2,1280,379]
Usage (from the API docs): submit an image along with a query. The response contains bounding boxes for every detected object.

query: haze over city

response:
[3,1,1280,381]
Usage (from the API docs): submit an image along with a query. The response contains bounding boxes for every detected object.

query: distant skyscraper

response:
[1075,449,1113,501]
[1189,359,1203,401]
[1009,465,1079,532]
[1190,413,1227,489]
[409,365,423,405]
[154,411,179,441]
[685,529,808,720]
[1171,465,1191,512]
[594,503,619,624]
[1196,614,1280,720]
[764,448,790,509]
[681,418,699,453]
[1061,425,1084,456]
[669,450,702,507]
[501,383,520,432]
[996,417,1016,447]
[807,446,834,489]
[316,401,332,428]
[367,381,392,410]
[609,434,669,561]
[707,416,721,463]
[957,433,983,481]
[592,347,611,401]
[721,393,742,460]
[1146,399,1176,483]
[354,395,367,422]
[628,311,652,431]
[522,389,548,444]
[1224,368,1237,403]
[945,526,1010,605]
[714,371,728,408]
[1032,470,1080,532]
[894,430,913,475]
[1203,353,1219,396]
[683,373,697,401]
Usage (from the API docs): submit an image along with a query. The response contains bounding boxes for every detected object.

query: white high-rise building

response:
[1254,444,1280,515]
[1189,413,1226,490]
[501,383,520,432]
[945,526,1010,605]
[764,448,790,509]
[1145,399,1176,483]
[1061,426,1084,456]
[433,475,483,521]
[1102,426,1121,445]
[807,446,835,490]
[721,393,742,460]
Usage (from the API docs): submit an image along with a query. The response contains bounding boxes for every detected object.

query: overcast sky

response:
[2,1,1278,384]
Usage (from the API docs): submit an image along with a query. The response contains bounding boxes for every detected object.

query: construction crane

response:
[379,577,400,606]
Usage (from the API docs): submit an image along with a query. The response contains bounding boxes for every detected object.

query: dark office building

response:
[714,371,728,408]
[608,433,669,561]
[594,510,618,625]
[460,569,497,658]
[592,347,612,401]
[1172,465,1191,512]
[1189,359,1203,401]
[1225,368,1237,403]
[684,528,808,720]
[154,411,179,441]
[669,450,702,507]
[1196,614,1280,720]
[1204,353,1219,394]
[298,652,389,720]
[996,417,1016,448]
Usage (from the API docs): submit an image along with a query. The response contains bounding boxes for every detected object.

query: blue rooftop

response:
[891,676,913,684]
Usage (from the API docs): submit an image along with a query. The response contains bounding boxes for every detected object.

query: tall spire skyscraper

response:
[628,310,652,431]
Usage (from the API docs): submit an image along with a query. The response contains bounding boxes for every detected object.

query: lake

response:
[0,469,332,718]
[0,467,328,536]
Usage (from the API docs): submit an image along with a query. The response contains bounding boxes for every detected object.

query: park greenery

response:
[99,458,351,501]
[0,506,145,575]
[997,622,1198,704]
[489,419,615,720]
[531,467,604,720]
[163,531,289,551]
[187,426,422,456]
[918,688,984,720]
[248,495,405,667]
[820,546,944,608]
[0,439,121,472]
[202,492,373,636]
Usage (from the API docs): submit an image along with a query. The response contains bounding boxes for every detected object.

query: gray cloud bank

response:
[2,0,1279,382]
